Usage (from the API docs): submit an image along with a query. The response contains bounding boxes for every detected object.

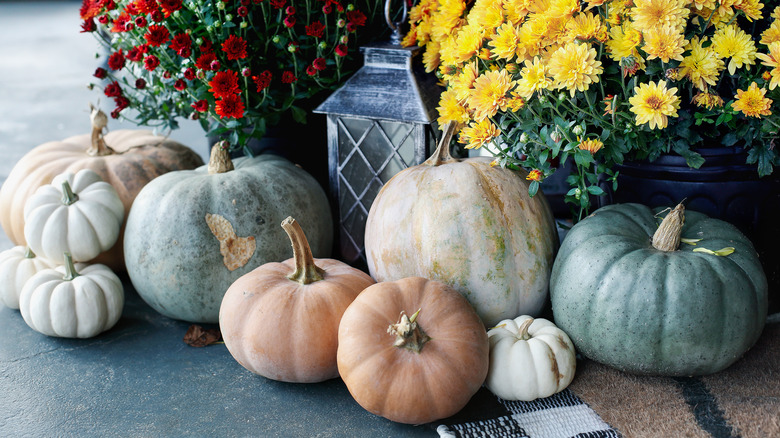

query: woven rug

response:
[435,315,779,438]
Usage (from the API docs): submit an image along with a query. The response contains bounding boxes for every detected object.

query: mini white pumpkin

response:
[23,168,124,264]
[0,246,55,309]
[486,315,577,401]
[19,252,124,338]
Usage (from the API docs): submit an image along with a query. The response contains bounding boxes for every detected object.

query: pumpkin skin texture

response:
[125,145,333,323]
[486,316,576,401]
[550,203,768,376]
[0,246,55,309]
[220,217,375,383]
[337,277,489,424]
[365,126,558,327]
[0,109,203,271]
[19,253,124,338]
[24,169,125,264]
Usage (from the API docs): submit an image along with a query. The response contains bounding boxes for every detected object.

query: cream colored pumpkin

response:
[0,246,55,309]
[486,315,576,401]
[19,253,124,338]
[23,169,124,264]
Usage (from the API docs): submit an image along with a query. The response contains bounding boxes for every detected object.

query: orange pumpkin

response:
[337,277,489,424]
[0,107,203,270]
[219,217,375,383]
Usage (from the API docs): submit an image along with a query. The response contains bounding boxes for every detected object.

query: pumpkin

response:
[485,315,576,401]
[19,252,124,338]
[220,217,375,383]
[0,246,55,309]
[24,169,124,264]
[124,142,333,323]
[365,123,559,327]
[0,107,204,270]
[337,277,489,424]
[550,203,768,376]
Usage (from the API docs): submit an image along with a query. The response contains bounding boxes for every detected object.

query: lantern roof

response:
[314,43,442,124]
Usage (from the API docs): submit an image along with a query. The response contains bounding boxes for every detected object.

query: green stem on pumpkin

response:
[652,203,685,252]
[423,121,460,167]
[387,309,431,354]
[281,216,325,285]
[62,252,80,281]
[207,141,235,174]
[24,247,36,259]
[61,180,79,206]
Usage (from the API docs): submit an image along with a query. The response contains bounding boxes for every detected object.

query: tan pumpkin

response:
[337,277,489,424]
[219,217,375,383]
[0,107,204,270]
[365,123,559,327]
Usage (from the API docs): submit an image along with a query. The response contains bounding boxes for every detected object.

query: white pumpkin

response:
[0,246,55,309]
[19,252,124,338]
[23,168,124,263]
[486,315,577,401]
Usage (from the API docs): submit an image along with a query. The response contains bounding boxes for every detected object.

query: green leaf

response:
[693,247,735,256]
[528,181,540,197]
[290,106,307,124]
[587,185,605,196]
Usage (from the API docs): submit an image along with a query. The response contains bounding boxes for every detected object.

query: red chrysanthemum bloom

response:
[281,71,297,84]
[237,6,248,16]
[151,10,164,22]
[209,70,241,98]
[98,15,110,24]
[135,0,158,14]
[111,13,132,32]
[174,79,187,91]
[136,78,146,89]
[306,65,317,76]
[144,54,160,71]
[270,0,285,9]
[195,52,217,70]
[252,70,272,91]
[322,3,332,14]
[123,2,140,15]
[346,10,366,27]
[104,81,123,97]
[183,67,196,80]
[526,169,543,182]
[79,0,108,20]
[94,67,107,79]
[159,0,183,17]
[108,50,126,70]
[200,39,214,53]
[110,108,122,119]
[170,33,192,57]
[80,19,97,33]
[305,21,325,38]
[145,25,170,46]
[191,99,209,112]
[285,6,296,15]
[312,57,327,71]
[222,35,248,60]
[126,45,145,62]
[215,94,245,119]
[134,15,147,27]
[283,15,296,28]
[210,60,221,71]
[335,44,348,57]
[114,95,130,110]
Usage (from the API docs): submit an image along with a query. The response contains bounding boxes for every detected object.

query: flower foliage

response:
[404,0,780,219]
[81,0,382,154]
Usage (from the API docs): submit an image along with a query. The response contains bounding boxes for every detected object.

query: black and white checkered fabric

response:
[437,389,621,438]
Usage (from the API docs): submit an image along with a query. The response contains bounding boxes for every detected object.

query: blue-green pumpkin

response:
[124,143,333,323]
[550,203,767,376]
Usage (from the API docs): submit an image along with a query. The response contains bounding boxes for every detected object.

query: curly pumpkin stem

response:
[388,309,431,354]
[517,318,534,341]
[422,121,461,167]
[652,203,685,252]
[62,252,80,281]
[282,216,325,285]
[87,105,115,157]
[208,141,235,174]
[61,180,79,206]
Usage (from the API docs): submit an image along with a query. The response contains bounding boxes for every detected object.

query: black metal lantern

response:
[314,2,442,265]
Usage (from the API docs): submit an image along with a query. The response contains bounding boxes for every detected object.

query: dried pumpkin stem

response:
[281,217,325,285]
[87,105,114,156]
[61,181,79,206]
[62,252,80,281]
[422,121,461,167]
[207,141,235,174]
[388,309,431,354]
[517,318,534,341]
[652,203,685,252]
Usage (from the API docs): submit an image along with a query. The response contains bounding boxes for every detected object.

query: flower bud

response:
[173,10,180,18]
[224,14,233,21]
[217,1,225,10]
[347,3,355,10]
[572,125,584,136]
[242,67,251,77]
[550,130,563,143]
[340,35,349,44]
[574,188,582,199]
[318,41,328,50]
[272,35,281,44]
[337,19,345,28]
[519,132,529,143]
[240,21,248,28]
[214,21,221,28]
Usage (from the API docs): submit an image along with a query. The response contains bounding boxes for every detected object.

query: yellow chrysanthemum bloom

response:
[542,14,570,46]
[548,42,603,97]
[565,12,605,43]
[438,36,460,71]
[459,119,501,149]
[679,37,724,91]
[437,89,471,126]
[526,169,544,181]
[735,0,764,22]
[452,24,485,64]
[772,5,780,20]
[628,80,680,129]
[468,0,505,38]
[515,57,552,99]
[606,23,643,62]
[422,40,442,73]
[467,69,515,121]
[431,0,468,43]
[517,14,547,58]
[546,0,579,19]
[578,138,604,154]
[733,82,772,118]
[757,41,780,90]
[503,0,530,25]
[527,0,552,14]
[631,0,689,33]
[606,0,631,26]
[761,21,780,46]
[692,90,725,110]
[701,6,736,30]
[643,25,688,63]
[489,22,521,61]
[451,62,480,100]
[689,0,716,11]
[507,91,526,112]
[711,24,758,75]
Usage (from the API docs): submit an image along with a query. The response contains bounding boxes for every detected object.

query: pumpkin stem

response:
[652,203,685,252]
[61,180,79,205]
[388,309,431,354]
[87,105,115,156]
[517,318,534,341]
[281,217,325,285]
[24,247,36,259]
[422,122,461,167]
[208,141,235,174]
[62,252,80,281]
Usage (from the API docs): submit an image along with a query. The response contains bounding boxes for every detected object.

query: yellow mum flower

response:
[467,69,515,121]
[733,82,773,118]
[451,62,480,100]
[515,57,552,99]
[689,0,716,11]
[518,15,547,58]
[548,42,603,97]
[437,89,471,126]
[489,22,521,61]
[526,169,544,181]
[422,40,441,73]
[772,5,780,20]
[643,25,688,63]
[506,91,526,112]
[459,119,501,149]
[735,0,763,21]
[628,80,680,129]
[468,0,505,38]
[761,21,780,46]
[565,11,605,43]
[546,0,579,19]
[631,0,689,33]
[606,23,643,62]
[452,24,485,64]
[692,91,725,110]
[578,138,604,154]
[757,41,780,90]
[679,37,724,91]
[711,24,758,75]
[431,0,468,43]
[502,0,530,25]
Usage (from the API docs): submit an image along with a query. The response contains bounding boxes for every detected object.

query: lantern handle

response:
[385,0,408,46]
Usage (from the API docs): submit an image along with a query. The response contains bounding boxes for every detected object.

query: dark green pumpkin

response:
[550,203,767,376]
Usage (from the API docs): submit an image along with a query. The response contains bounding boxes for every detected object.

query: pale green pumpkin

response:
[124,144,333,323]
[550,203,768,376]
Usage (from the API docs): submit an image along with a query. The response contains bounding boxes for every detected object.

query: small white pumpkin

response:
[486,315,577,401]
[0,246,55,309]
[19,252,124,338]
[23,168,124,264]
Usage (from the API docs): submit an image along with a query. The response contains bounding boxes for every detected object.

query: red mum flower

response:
[98,15,110,24]
[346,10,366,27]
[237,6,248,16]
[134,15,147,27]
[209,70,240,98]
[126,45,145,62]
[270,0,285,9]
[104,81,123,97]
[145,25,170,46]
[80,0,103,20]
[174,79,187,91]
[151,10,164,22]
[136,78,146,89]
[222,35,247,60]
[159,0,183,17]
[285,6,296,14]
[114,96,130,110]
[111,13,132,32]
[94,67,107,79]
[283,15,296,28]
[322,3,332,14]
[123,2,140,15]
[195,52,217,70]
[184,67,196,80]
[170,33,192,57]
[200,39,214,53]
[144,54,160,71]
[135,0,158,14]
[108,50,126,70]
[215,94,245,119]
[305,21,325,38]
[110,108,122,119]
[335,44,348,57]
[281,71,297,84]
[80,19,97,33]
[312,57,327,71]
[252,70,272,91]
[191,99,209,112]
[306,65,317,76]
